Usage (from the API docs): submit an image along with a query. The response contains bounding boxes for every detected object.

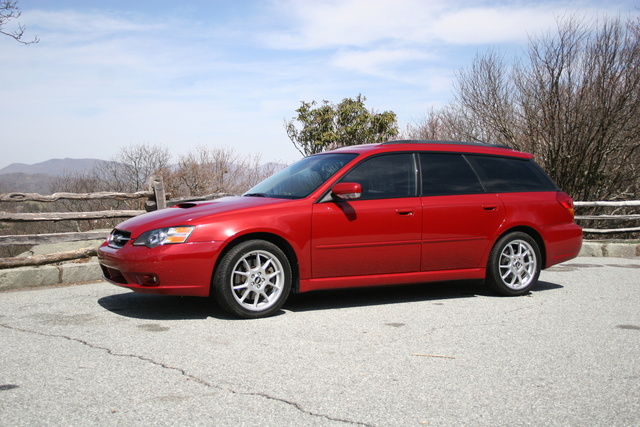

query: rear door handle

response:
[483,205,498,211]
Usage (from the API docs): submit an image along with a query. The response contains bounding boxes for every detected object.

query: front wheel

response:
[212,240,292,318]
[485,232,541,296]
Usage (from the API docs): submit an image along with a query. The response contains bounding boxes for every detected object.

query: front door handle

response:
[396,209,414,216]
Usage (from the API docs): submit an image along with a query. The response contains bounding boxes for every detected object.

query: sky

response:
[0,0,637,169]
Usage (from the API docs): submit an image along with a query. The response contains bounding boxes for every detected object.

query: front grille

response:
[107,229,131,249]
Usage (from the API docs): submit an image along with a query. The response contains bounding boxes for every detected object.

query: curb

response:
[0,241,638,292]
[0,258,103,292]
[579,240,640,258]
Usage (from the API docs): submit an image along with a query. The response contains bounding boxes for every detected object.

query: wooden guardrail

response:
[0,176,166,269]
[574,200,640,234]
[0,176,234,269]
[0,189,638,269]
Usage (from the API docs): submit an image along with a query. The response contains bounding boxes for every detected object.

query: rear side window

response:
[420,153,484,196]
[466,155,557,192]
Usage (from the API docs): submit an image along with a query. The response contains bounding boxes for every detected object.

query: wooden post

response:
[150,175,166,210]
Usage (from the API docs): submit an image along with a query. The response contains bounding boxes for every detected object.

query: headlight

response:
[133,226,195,248]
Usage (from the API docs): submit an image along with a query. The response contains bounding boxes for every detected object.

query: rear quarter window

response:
[466,155,557,193]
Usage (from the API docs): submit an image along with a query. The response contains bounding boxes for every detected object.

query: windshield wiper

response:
[244,193,269,197]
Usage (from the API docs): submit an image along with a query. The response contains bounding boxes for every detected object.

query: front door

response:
[311,153,422,278]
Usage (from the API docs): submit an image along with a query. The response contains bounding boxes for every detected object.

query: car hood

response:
[114,196,294,234]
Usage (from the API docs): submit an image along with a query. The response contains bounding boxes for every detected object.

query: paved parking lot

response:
[1,256,639,426]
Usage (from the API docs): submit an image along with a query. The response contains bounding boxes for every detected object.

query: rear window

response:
[466,155,557,192]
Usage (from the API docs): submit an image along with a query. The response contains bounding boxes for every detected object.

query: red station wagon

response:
[98,141,583,318]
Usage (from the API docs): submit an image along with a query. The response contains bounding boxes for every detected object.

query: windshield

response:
[244,153,358,199]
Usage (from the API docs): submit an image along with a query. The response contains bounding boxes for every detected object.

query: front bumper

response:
[97,241,224,297]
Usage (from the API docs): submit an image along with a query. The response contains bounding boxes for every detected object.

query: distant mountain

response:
[0,158,108,176]
[0,173,54,193]
[0,158,287,194]
[0,158,113,193]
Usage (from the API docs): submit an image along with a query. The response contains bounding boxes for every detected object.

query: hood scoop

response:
[176,202,198,209]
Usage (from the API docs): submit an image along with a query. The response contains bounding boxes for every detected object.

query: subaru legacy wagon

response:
[98,140,583,318]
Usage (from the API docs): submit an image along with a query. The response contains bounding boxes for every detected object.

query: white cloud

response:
[427,5,623,45]
[332,47,434,78]
[26,9,166,35]
[263,0,633,49]
[429,7,554,44]
[263,0,442,49]
[256,0,636,88]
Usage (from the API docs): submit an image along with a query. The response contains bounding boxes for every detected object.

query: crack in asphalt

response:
[0,323,373,426]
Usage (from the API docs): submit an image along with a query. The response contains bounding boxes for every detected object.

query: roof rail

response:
[382,139,513,150]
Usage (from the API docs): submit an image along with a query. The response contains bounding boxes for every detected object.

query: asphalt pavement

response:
[0,256,639,426]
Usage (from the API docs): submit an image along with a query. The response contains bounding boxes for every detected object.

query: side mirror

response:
[331,182,362,200]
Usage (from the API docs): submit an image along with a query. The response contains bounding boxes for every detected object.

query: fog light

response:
[137,273,159,286]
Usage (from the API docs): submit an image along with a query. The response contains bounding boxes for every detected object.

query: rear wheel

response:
[486,232,541,296]
[213,240,291,318]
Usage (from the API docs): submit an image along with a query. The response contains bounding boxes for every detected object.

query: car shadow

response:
[284,280,484,313]
[532,280,564,292]
[283,279,563,313]
[97,292,232,321]
[98,280,563,320]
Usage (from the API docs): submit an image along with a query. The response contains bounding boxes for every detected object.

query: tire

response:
[485,232,541,296]
[212,240,292,318]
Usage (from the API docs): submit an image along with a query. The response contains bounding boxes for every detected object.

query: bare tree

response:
[405,106,485,142]
[39,144,281,205]
[100,143,172,193]
[166,146,283,197]
[413,15,640,201]
[169,146,234,196]
[1,0,38,44]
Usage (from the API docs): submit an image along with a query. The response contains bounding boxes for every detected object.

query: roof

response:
[329,140,531,159]
[382,139,512,149]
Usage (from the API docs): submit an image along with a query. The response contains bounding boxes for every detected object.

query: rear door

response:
[311,153,422,278]
[419,153,505,271]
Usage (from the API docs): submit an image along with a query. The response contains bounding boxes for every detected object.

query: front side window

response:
[339,153,417,200]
